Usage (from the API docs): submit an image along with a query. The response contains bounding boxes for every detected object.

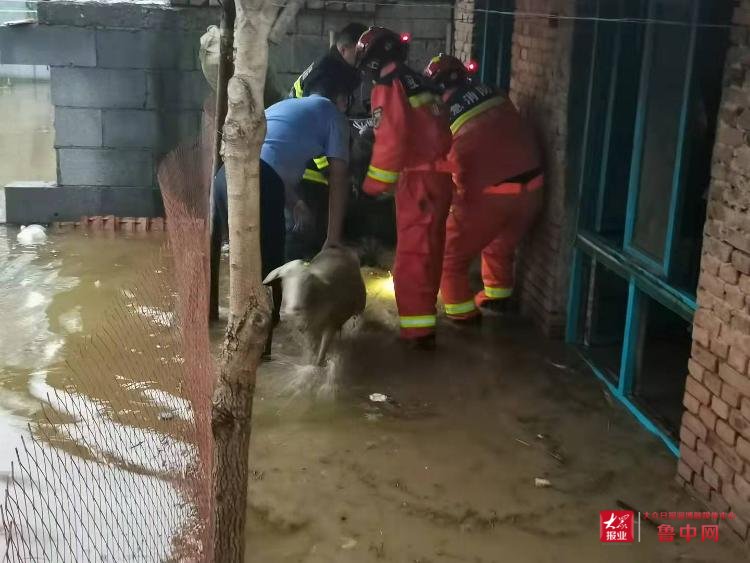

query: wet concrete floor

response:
[1,226,748,561]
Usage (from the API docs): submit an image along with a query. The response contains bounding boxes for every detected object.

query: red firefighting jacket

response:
[445,82,541,195]
[363,63,452,195]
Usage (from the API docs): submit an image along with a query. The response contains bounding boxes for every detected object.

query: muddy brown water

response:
[0,227,746,561]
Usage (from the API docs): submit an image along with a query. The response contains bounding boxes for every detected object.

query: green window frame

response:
[473,0,515,91]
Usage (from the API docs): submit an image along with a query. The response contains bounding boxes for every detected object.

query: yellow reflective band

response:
[430,55,441,64]
[445,300,477,316]
[450,96,505,135]
[302,169,329,185]
[313,156,329,170]
[408,91,437,108]
[400,315,437,328]
[367,165,399,184]
[485,286,513,299]
[293,78,304,98]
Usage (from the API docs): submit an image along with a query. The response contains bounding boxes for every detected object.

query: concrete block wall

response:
[32,2,212,219]
[677,0,750,541]
[508,1,575,337]
[270,0,454,94]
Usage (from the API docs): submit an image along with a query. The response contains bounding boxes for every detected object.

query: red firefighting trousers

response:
[394,170,454,338]
[440,175,543,319]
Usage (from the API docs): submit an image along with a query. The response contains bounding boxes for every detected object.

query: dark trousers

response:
[213,160,286,278]
[213,162,285,353]
[285,180,329,261]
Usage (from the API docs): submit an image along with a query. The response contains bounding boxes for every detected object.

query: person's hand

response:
[292,200,313,234]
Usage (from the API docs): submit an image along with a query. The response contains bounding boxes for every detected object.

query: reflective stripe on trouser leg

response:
[393,171,453,339]
[484,286,513,299]
[400,315,437,329]
[444,300,478,318]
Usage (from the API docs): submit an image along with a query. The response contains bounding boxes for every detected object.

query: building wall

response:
[678,0,750,541]
[453,0,475,61]
[508,0,576,338]
[1,0,452,222]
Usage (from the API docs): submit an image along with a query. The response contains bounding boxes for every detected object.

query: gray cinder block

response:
[146,71,209,110]
[58,148,153,187]
[51,68,147,109]
[0,24,96,67]
[54,108,102,148]
[96,29,197,70]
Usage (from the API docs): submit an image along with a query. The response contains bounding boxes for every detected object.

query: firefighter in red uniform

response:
[423,54,543,321]
[356,28,453,349]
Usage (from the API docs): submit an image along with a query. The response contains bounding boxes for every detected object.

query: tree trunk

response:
[209,0,236,321]
[210,1,301,561]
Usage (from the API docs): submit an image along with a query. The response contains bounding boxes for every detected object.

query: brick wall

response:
[677,0,750,542]
[453,0,475,61]
[508,0,576,338]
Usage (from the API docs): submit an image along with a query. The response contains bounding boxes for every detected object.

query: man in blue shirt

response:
[213,56,358,277]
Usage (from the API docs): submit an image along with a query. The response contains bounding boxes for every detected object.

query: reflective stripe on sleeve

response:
[400,315,437,329]
[293,78,304,98]
[484,286,513,299]
[367,165,399,184]
[450,96,505,135]
[408,91,437,108]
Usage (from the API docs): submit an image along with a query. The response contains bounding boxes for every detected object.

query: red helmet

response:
[423,53,470,88]
[355,26,408,74]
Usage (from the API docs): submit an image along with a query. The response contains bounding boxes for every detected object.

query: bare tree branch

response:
[268,0,305,45]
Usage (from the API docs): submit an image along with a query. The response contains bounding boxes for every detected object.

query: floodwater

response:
[0,228,747,561]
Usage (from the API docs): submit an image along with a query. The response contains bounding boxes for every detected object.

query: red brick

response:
[692,342,719,372]
[710,337,730,360]
[708,431,746,472]
[716,419,737,445]
[704,371,723,396]
[722,383,741,408]
[723,483,750,522]
[728,346,749,374]
[683,411,708,441]
[699,404,719,431]
[693,474,711,500]
[693,308,722,337]
[704,465,722,490]
[687,358,705,381]
[733,250,750,275]
[697,439,715,465]
[677,459,694,482]
[700,271,726,299]
[693,325,710,348]
[731,309,750,334]
[720,262,740,284]
[740,272,750,293]
[739,437,750,463]
[715,455,736,483]
[712,395,731,420]
[686,376,712,405]
[680,443,705,474]
[683,392,701,414]
[738,474,750,503]
[727,280,746,306]
[730,409,750,442]
[703,253,723,275]
[727,511,749,540]
[680,425,698,449]
[718,362,750,397]
[710,489,731,512]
